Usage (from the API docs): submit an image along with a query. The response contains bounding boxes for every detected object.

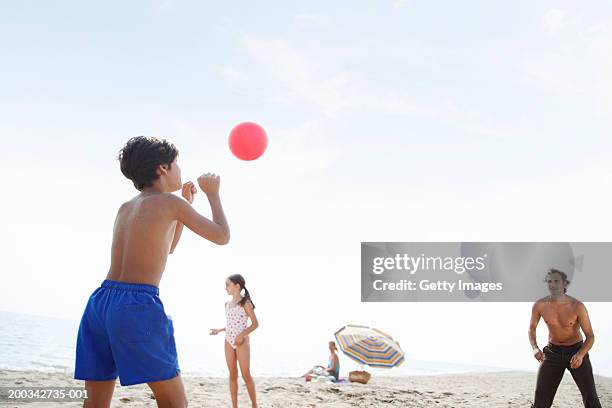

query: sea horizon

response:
[2,310,610,379]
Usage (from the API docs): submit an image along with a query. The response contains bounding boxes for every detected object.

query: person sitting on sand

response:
[302,341,340,382]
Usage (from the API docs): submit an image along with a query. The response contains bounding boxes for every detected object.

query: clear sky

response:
[2,0,612,376]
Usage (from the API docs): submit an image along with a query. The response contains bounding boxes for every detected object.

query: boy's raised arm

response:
[169,181,196,253]
[169,173,230,245]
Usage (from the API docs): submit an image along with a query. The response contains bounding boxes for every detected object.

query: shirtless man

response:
[528,268,601,408]
[75,136,230,407]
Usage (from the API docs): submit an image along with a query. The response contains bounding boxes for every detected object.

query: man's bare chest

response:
[542,306,578,328]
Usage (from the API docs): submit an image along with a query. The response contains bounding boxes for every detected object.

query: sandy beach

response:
[1,370,610,407]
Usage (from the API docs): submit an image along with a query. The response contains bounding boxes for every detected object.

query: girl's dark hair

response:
[228,274,255,309]
[118,136,179,190]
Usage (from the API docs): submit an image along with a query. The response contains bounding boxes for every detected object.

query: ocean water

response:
[0,311,511,378]
[0,311,75,373]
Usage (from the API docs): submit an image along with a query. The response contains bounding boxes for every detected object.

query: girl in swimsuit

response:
[210,274,259,408]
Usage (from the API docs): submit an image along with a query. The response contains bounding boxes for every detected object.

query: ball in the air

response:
[228,122,268,161]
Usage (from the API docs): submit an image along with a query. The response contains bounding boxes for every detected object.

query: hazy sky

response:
[2,0,612,376]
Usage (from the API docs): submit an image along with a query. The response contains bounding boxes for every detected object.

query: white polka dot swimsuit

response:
[225,300,248,349]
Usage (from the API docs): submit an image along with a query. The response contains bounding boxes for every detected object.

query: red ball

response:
[228,122,268,161]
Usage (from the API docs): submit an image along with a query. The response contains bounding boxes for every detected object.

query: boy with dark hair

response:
[75,136,230,407]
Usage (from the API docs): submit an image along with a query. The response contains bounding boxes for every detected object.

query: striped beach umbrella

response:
[334,324,405,368]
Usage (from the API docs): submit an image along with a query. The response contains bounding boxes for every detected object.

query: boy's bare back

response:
[106,174,229,287]
[107,194,179,286]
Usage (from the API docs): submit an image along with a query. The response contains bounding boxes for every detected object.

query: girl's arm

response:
[209,327,226,335]
[237,302,259,339]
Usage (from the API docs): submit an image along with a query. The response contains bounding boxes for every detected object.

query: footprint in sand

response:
[264,386,287,392]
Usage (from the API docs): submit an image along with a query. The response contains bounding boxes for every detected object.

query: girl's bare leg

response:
[237,338,257,408]
[225,341,239,408]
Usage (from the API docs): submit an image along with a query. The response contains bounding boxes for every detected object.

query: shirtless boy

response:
[75,136,230,407]
[528,268,601,408]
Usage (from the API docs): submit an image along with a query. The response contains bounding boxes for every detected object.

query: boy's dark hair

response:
[546,268,570,293]
[118,136,179,190]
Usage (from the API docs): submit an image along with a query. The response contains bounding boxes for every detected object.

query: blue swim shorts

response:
[75,280,180,386]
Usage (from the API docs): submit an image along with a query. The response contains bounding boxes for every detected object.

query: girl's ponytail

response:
[241,287,255,309]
